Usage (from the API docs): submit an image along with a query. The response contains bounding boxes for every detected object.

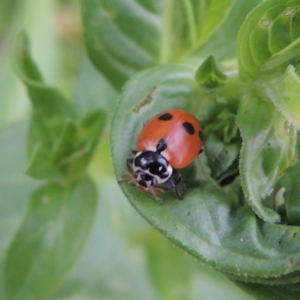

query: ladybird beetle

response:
[122,109,204,202]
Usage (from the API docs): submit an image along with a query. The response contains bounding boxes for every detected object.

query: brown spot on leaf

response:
[133,87,156,113]
[288,258,295,266]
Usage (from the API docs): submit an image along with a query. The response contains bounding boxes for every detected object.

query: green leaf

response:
[75,59,118,115]
[238,0,300,80]
[46,179,252,300]
[52,110,106,181]
[203,109,241,183]
[4,176,97,300]
[138,231,193,300]
[204,134,240,183]
[258,65,300,130]
[195,0,261,61]
[234,280,300,300]
[237,92,296,223]
[25,144,59,180]
[195,55,227,88]
[111,63,300,279]
[12,31,106,182]
[26,110,106,181]
[274,159,300,225]
[0,122,38,253]
[195,0,236,45]
[12,30,77,151]
[82,0,235,89]
[283,167,300,225]
[1,0,62,128]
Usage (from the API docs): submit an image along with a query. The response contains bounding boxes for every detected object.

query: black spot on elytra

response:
[182,122,195,135]
[198,130,203,141]
[158,113,173,121]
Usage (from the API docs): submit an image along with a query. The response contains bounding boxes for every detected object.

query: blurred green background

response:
[0,0,254,299]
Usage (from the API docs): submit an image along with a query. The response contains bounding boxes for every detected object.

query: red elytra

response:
[137,109,204,169]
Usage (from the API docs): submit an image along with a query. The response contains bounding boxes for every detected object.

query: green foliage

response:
[258,65,300,129]
[4,178,97,300]
[107,0,300,299]
[82,0,235,89]
[3,0,300,299]
[111,63,300,280]
[195,55,227,88]
[237,94,296,223]
[238,0,300,80]
[13,31,106,183]
[2,23,105,300]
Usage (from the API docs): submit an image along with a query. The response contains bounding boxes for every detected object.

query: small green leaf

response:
[238,0,300,80]
[82,0,235,89]
[237,92,296,223]
[195,56,227,88]
[4,176,97,300]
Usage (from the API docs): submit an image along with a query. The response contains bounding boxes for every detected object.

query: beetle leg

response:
[164,169,187,200]
[164,178,182,200]
[147,186,165,204]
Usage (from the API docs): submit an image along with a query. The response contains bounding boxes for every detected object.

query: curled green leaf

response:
[259,65,300,130]
[111,63,300,279]
[195,56,227,88]
[237,92,296,223]
[12,30,76,152]
[238,0,300,80]
[203,109,240,183]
